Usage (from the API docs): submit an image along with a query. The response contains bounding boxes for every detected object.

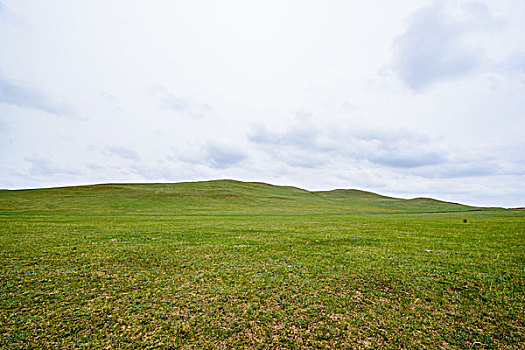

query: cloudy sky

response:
[1,0,524,207]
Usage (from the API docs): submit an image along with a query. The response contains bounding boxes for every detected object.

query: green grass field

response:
[1,180,523,349]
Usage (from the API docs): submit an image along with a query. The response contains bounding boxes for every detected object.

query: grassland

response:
[0,180,523,349]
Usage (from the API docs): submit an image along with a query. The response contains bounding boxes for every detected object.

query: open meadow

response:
[1,180,524,349]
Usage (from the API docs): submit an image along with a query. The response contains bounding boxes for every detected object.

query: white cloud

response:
[248,118,448,170]
[25,156,81,177]
[204,143,248,169]
[0,1,23,24]
[104,145,140,161]
[99,92,124,113]
[0,73,78,117]
[496,53,525,83]
[174,142,248,170]
[153,87,213,119]
[390,0,498,91]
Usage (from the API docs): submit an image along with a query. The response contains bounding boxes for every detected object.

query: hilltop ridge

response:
[0,179,495,215]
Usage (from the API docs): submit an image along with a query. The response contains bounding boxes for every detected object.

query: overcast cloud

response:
[0,0,524,207]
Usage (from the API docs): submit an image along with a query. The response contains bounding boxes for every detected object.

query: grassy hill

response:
[0,180,523,348]
[0,179,482,214]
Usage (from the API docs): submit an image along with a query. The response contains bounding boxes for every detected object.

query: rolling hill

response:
[0,179,486,214]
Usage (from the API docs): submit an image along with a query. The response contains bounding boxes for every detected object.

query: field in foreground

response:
[0,180,524,349]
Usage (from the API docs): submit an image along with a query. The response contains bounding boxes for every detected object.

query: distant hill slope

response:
[0,179,494,214]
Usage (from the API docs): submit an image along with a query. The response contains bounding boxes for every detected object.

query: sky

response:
[1,0,524,207]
